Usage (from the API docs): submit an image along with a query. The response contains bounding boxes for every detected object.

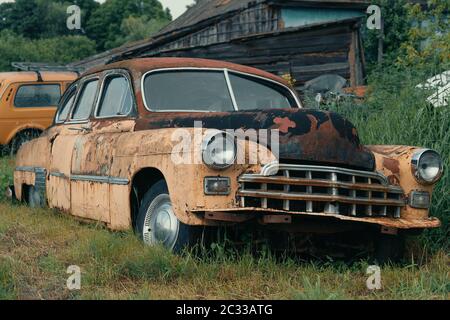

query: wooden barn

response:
[71,0,371,93]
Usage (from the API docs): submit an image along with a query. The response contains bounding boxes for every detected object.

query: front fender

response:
[110,128,275,226]
[367,145,437,222]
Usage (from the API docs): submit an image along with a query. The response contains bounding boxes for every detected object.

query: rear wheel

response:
[135,180,198,252]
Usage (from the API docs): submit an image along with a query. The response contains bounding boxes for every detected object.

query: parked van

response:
[0,71,78,154]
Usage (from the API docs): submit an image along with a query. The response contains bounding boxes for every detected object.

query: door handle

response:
[68,124,92,133]
[81,124,92,132]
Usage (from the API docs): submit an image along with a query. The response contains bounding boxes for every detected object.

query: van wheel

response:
[27,186,44,208]
[135,180,197,252]
[374,234,405,264]
[10,130,40,156]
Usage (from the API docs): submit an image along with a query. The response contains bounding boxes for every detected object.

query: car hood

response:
[137,109,375,171]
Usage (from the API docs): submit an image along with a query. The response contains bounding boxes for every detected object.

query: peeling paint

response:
[12,59,442,234]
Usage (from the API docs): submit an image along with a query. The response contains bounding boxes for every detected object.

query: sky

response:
[0,0,194,19]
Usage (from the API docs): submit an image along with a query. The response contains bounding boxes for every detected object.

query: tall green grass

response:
[0,156,13,202]
[1,202,448,299]
[305,65,449,251]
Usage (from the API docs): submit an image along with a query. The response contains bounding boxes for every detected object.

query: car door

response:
[70,70,135,224]
[46,81,80,211]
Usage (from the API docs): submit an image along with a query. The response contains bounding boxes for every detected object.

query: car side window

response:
[56,86,77,123]
[71,79,98,121]
[228,73,294,110]
[96,75,133,118]
[14,84,61,108]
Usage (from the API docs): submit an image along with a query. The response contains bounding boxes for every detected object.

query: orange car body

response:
[0,71,77,146]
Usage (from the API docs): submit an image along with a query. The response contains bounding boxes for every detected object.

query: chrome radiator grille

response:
[238,164,405,218]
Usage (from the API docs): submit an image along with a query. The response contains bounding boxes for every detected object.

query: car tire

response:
[10,130,40,156]
[374,233,405,264]
[27,186,44,208]
[135,180,198,253]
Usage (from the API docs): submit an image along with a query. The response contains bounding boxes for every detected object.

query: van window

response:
[14,84,61,108]
[71,79,98,121]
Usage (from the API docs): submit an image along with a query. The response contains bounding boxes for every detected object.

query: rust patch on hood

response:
[273,117,296,134]
[383,157,400,174]
[135,109,376,171]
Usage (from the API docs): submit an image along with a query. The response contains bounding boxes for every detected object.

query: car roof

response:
[0,71,78,83]
[82,58,291,87]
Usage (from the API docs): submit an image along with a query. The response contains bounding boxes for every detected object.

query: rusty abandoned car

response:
[11,58,443,261]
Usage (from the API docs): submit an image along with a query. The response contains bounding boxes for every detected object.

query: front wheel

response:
[135,180,198,252]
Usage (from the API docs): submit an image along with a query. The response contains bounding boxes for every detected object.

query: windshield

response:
[143,69,298,112]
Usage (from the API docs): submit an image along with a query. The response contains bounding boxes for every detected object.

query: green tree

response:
[0,0,99,39]
[398,0,449,67]
[110,15,170,48]
[0,2,14,31]
[86,0,172,51]
[0,30,96,71]
[363,0,410,67]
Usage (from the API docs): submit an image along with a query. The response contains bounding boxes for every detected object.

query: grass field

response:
[0,66,449,300]
[0,153,449,300]
[0,199,448,300]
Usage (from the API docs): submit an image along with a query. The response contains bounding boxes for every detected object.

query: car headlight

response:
[202,131,236,170]
[411,149,443,184]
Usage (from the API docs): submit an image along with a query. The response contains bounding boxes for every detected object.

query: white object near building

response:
[417,70,450,108]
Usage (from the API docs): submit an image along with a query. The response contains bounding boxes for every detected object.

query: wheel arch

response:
[130,167,167,227]
[6,125,45,145]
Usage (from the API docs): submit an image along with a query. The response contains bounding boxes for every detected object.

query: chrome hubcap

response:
[142,194,179,250]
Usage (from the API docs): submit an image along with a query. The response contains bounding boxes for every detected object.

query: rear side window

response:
[56,86,77,123]
[14,84,61,108]
[71,79,98,121]
[96,75,133,117]
[229,74,293,110]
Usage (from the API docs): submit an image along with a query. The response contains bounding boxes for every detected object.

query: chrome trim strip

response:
[238,175,404,193]
[15,166,44,173]
[70,174,129,186]
[238,190,406,207]
[49,172,67,178]
[259,163,391,185]
[141,67,302,112]
[224,69,239,111]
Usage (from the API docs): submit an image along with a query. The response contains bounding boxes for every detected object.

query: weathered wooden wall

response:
[139,22,363,92]
[72,1,367,91]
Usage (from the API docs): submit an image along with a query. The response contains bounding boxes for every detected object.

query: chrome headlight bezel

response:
[202,131,237,170]
[411,149,443,185]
